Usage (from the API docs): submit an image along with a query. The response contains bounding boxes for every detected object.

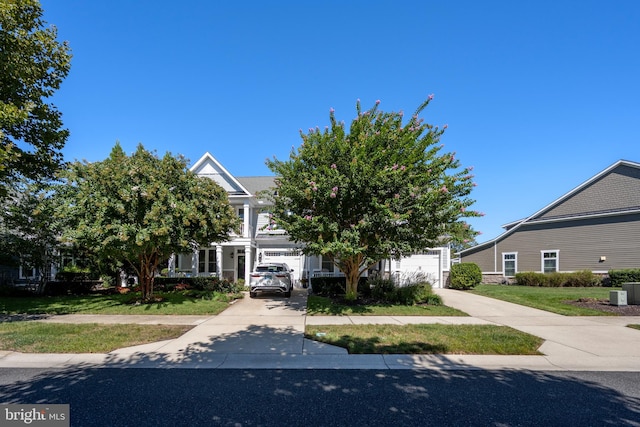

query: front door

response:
[237,255,245,281]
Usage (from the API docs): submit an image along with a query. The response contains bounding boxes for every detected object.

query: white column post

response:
[244,244,252,283]
[216,245,223,279]
[243,202,250,238]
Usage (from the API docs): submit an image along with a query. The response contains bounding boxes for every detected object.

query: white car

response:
[249,263,294,298]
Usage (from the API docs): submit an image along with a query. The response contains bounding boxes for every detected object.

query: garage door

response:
[260,250,303,284]
[399,251,442,287]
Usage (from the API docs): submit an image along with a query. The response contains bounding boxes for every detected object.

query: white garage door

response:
[399,251,442,288]
[260,250,304,284]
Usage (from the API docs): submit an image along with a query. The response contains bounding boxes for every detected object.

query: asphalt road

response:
[1,368,639,426]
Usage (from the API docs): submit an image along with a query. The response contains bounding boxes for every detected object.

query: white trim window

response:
[541,250,559,273]
[198,249,217,275]
[502,252,517,277]
[321,256,334,272]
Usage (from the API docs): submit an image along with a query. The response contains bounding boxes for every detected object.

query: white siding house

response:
[170,152,450,288]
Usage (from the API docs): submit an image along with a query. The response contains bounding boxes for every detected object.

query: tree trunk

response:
[342,255,363,300]
[139,255,155,300]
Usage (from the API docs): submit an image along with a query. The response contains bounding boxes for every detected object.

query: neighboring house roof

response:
[460,159,640,255]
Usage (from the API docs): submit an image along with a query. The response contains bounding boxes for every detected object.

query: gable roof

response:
[460,159,640,254]
[190,153,278,206]
[190,152,253,196]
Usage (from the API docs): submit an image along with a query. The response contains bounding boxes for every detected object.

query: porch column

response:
[192,248,199,276]
[243,202,250,237]
[244,244,252,283]
[216,245,223,278]
[168,254,176,277]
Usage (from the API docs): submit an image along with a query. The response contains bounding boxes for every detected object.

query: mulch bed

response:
[565,298,640,316]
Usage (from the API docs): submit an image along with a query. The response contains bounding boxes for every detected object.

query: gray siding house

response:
[459,160,640,282]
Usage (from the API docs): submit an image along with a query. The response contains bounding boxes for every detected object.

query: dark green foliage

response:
[154,276,244,293]
[392,283,442,305]
[608,269,640,287]
[311,275,440,306]
[515,271,602,287]
[370,277,396,300]
[45,280,103,296]
[266,98,480,299]
[311,277,367,296]
[449,262,482,290]
[0,0,72,197]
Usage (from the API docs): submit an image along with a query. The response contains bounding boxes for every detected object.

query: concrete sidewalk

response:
[1,288,640,371]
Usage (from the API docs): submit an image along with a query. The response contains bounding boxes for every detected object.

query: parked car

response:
[249,263,294,298]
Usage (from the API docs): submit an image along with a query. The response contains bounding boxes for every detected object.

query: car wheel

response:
[250,291,256,298]
[284,288,291,298]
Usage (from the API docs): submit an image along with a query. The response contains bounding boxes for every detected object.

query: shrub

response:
[310,277,348,296]
[608,269,640,287]
[546,272,565,287]
[449,263,482,290]
[515,272,546,286]
[515,271,602,287]
[153,276,243,293]
[393,282,442,305]
[564,270,601,287]
[370,277,396,300]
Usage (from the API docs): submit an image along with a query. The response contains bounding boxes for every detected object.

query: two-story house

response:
[169,152,451,288]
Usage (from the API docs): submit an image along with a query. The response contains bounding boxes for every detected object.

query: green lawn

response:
[305,324,543,355]
[470,284,619,316]
[0,322,192,353]
[0,291,241,316]
[306,295,468,316]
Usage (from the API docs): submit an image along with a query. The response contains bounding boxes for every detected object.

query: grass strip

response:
[305,324,543,355]
[470,285,617,316]
[0,292,240,316]
[306,295,468,316]
[0,322,192,353]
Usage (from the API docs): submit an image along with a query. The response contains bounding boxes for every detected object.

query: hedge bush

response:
[449,263,482,290]
[153,276,244,293]
[310,275,441,305]
[608,269,640,287]
[514,270,601,287]
[310,277,370,296]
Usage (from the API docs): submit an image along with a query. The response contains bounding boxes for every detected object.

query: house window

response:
[198,249,217,274]
[542,250,559,273]
[321,256,333,272]
[503,253,517,277]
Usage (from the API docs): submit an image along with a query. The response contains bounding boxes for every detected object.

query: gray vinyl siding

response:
[537,165,640,220]
[462,213,640,273]
[497,214,640,271]
[459,244,497,272]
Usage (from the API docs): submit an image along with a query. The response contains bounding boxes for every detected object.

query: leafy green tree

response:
[0,179,61,288]
[267,98,481,299]
[58,143,240,300]
[0,0,72,198]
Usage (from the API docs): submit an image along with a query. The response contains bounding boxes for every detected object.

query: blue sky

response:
[41,0,640,242]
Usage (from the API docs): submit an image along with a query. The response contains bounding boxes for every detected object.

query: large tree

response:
[267,98,481,299]
[0,0,71,198]
[58,143,240,300]
[0,178,61,289]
